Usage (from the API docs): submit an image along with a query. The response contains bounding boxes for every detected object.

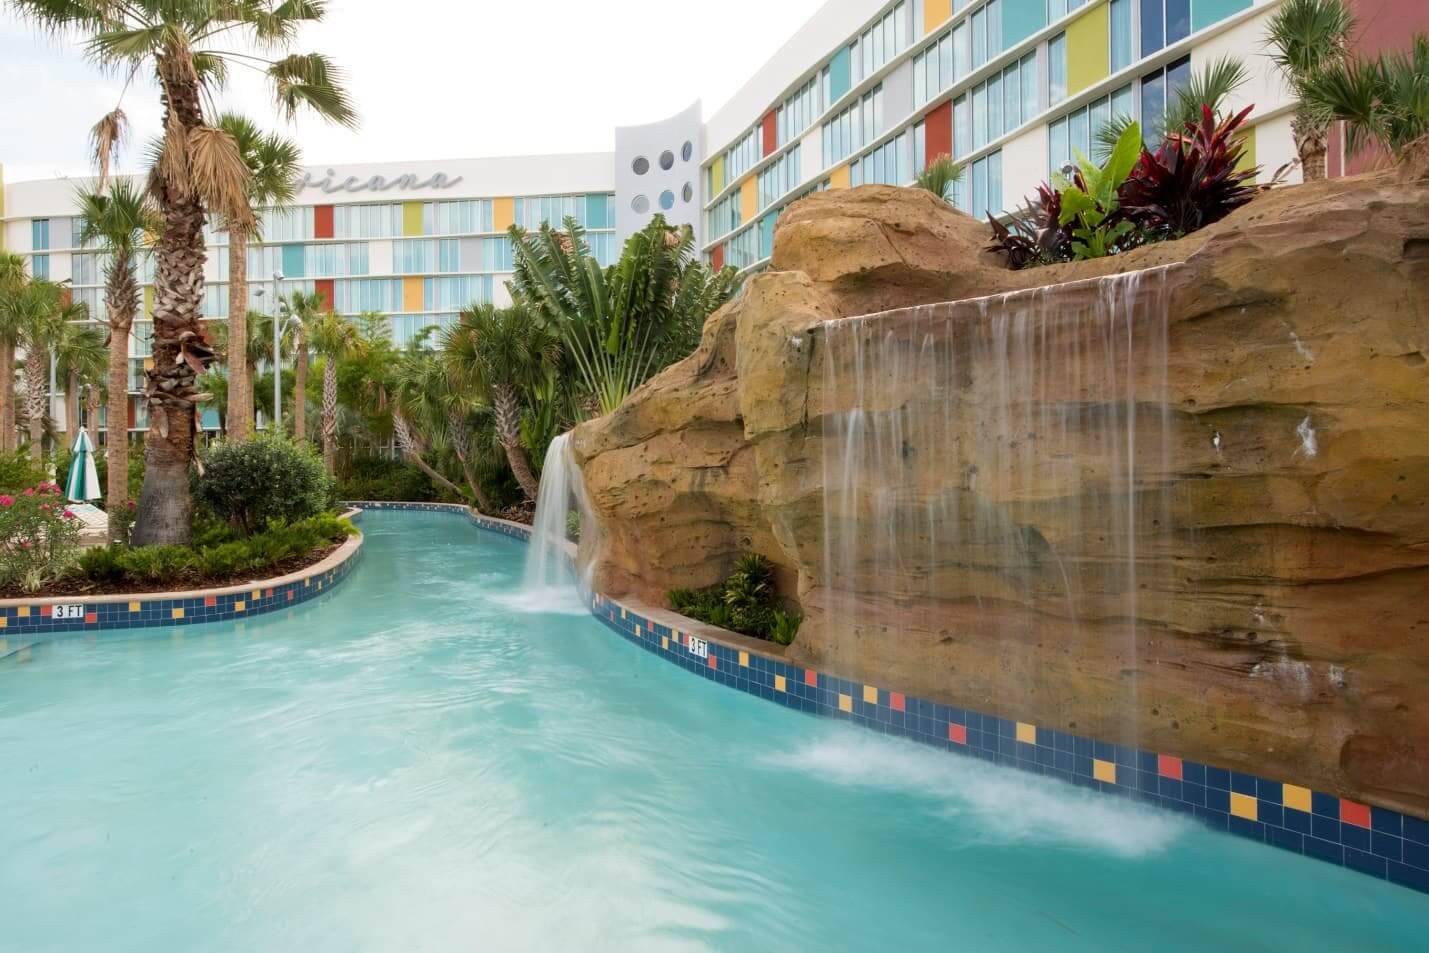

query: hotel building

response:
[1,0,1423,438]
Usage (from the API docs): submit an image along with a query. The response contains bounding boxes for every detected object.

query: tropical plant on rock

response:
[1301,34,1429,161]
[508,215,741,416]
[1121,106,1261,239]
[9,0,355,545]
[216,113,302,442]
[74,180,158,539]
[1265,0,1356,181]
[1057,121,1144,260]
[914,154,964,203]
[986,184,1075,270]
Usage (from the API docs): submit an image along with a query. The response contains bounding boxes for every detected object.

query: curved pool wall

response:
[0,533,363,661]
[348,500,1429,897]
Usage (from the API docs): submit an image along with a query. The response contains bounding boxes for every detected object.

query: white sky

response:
[0,0,826,184]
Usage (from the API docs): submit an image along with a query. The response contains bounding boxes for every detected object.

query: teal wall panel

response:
[585,194,610,230]
[758,212,777,259]
[829,46,851,103]
[1003,0,1047,48]
[1192,0,1251,32]
[281,244,305,279]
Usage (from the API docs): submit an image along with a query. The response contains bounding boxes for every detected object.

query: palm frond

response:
[268,53,357,128]
[914,154,964,202]
[186,124,254,228]
[89,107,128,188]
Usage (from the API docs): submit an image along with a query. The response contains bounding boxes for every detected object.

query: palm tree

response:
[283,291,322,443]
[306,310,362,474]
[442,303,552,501]
[0,253,27,452]
[914,154,964,203]
[55,321,106,451]
[391,346,470,502]
[74,181,156,534]
[1301,35,1429,161]
[4,280,86,460]
[1096,55,1250,158]
[216,114,301,442]
[10,0,355,545]
[1265,0,1356,181]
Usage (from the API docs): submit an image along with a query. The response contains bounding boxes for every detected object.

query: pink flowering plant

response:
[0,482,82,592]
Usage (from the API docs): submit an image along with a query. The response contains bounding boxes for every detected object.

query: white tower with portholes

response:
[614,100,703,248]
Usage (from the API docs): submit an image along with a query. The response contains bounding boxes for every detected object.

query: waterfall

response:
[511,433,592,614]
[816,267,1175,741]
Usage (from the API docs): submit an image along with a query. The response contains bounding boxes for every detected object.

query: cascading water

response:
[513,433,593,614]
[816,266,1175,744]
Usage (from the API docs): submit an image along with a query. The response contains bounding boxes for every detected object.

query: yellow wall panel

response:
[401,201,423,237]
[924,0,952,34]
[402,276,423,312]
[143,285,153,318]
[711,156,725,194]
[1066,1,1111,97]
[493,197,514,232]
[1236,126,1257,178]
[829,164,851,190]
[740,178,758,222]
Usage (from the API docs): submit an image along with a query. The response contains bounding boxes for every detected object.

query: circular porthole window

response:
[632,156,650,175]
[631,194,650,214]
[659,190,675,211]
[681,183,694,203]
[681,141,694,162]
[659,150,675,171]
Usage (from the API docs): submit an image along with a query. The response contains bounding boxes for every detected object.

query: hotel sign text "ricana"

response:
[297,169,465,194]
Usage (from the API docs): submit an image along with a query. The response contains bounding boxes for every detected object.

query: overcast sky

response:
[0,0,826,184]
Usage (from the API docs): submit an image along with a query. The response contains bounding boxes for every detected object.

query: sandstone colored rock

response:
[570,170,1429,817]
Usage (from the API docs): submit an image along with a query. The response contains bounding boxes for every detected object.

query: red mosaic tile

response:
[805,669,818,686]
[265,588,274,597]
[890,692,906,712]
[286,592,294,601]
[1340,799,1372,829]
[707,655,717,670]
[204,596,217,608]
[1158,754,1183,780]
[84,612,97,624]
[40,605,51,617]
[948,723,967,745]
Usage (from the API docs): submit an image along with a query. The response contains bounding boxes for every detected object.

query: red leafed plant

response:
[986,181,1079,270]
[1120,104,1261,239]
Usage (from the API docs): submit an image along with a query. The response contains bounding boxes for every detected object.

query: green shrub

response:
[193,435,334,536]
[336,455,436,502]
[0,451,50,494]
[76,543,127,584]
[117,545,199,584]
[667,552,801,645]
[197,541,257,578]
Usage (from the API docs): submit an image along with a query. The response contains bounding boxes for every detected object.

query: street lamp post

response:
[272,271,284,433]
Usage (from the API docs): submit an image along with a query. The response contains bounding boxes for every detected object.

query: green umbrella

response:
[64,430,102,503]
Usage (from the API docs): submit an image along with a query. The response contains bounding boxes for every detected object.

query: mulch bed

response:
[0,542,344,601]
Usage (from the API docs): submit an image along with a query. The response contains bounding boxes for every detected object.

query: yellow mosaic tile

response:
[1093,759,1117,784]
[128,601,140,613]
[18,606,29,618]
[235,601,245,612]
[739,651,749,667]
[1283,784,1312,814]
[171,607,184,620]
[1016,722,1037,744]
[775,675,787,692]
[838,693,853,713]
[635,625,642,638]
[863,685,878,704]
[661,636,669,650]
[1230,792,1258,821]
[252,590,261,600]
[0,617,6,629]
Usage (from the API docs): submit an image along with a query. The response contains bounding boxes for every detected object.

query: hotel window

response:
[1047,0,1088,19]
[973,82,990,150]
[31,219,50,251]
[822,86,880,166]
[726,225,760,270]
[259,206,315,242]
[725,128,760,183]
[1048,84,1134,174]
[1048,33,1067,105]
[304,242,371,277]
[1141,55,1190,142]
[201,283,226,318]
[1110,0,1133,72]
[954,94,971,159]
[72,253,101,286]
[31,255,50,279]
[706,191,742,238]
[913,28,955,106]
[480,238,514,271]
[953,20,971,80]
[971,1,1002,69]
[335,278,401,313]
[953,151,1002,220]
[514,195,586,230]
[757,144,802,209]
[130,321,153,359]
[334,204,402,239]
[851,130,911,187]
[779,75,822,147]
[998,53,1039,133]
[393,239,461,274]
[850,3,908,85]
[423,199,491,235]
[913,121,927,175]
[75,286,105,324]
[424,275,490,312]
[1140,0,1191,57]
[588,231,617,267]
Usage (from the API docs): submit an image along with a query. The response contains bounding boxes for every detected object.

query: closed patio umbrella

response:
[64,430,102,503]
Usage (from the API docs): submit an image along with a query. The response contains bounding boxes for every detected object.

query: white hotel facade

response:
[0,0,1342,438]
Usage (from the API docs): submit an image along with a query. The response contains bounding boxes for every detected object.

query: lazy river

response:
[0,510,1423,952]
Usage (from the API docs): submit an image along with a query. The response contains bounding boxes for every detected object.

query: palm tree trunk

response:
[134,54,211,546]
[106,254,136,541]
[1294,111,1328,182]
[445,411,495,513]
[0,339,14,451]
[65,369,80,451]
[294,333,307,442]
[393,411,466,499]
[25,346,47,461]
[86,385,100,451]
[226,234,251,440]
[493,384,539,500]
[321,361,337,474]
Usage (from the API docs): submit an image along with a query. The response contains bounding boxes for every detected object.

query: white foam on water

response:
[490,585,591,617]
[768,727,1186,858]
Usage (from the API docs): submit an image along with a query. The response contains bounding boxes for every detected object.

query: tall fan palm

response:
[283,290,322,443]
[216,113,301,442]
[914,154,964,203]
[55,321,107,451]
[1301,35,1429,161]
[1265,0,1356,181]
[9,0,355,544]
[306,310,361,474]
[74,180,157,535]
[442,303,551,501]
[4,280,87,460]
[0,253,27,452]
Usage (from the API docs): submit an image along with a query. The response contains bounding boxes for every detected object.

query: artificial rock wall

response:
[569,151,1429,817]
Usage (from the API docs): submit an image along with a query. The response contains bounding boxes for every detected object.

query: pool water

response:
[1,511,1423,952]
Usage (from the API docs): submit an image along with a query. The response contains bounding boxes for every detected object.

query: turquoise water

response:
[1,511,1424,952]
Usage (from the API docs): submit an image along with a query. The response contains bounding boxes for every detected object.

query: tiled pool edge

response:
[0,530,363,658]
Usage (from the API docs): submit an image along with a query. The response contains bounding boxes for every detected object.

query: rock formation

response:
[569,156,1429,817]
